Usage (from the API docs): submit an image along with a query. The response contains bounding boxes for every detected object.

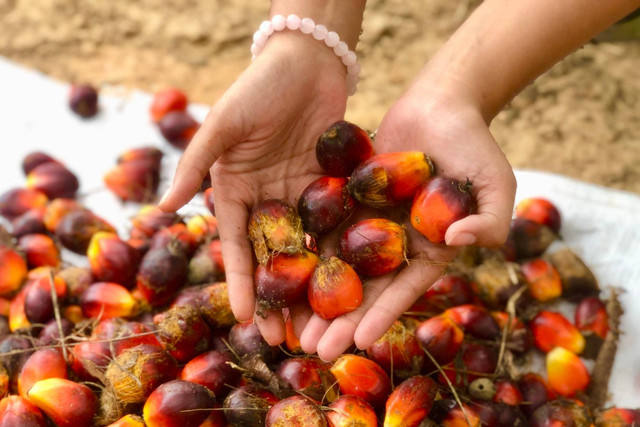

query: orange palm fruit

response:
[130,205,181,237]
[27,378,97,427]
[88,231,141,288]
[443,304,501,340]
[338,218,406,277]
[316,120,374,177]
[104,159,160,203]
[308,256,363,320]
[117,146,163,167]
[546,347,590,397]
[383,375,438,427]
[522,258,563,302]
[179,350,239,399]
[18,234,60,268]
[79,282,138,319]
[330,354,391,409]
[154,305,211,363]
[411,176,473,243]
[514,197,561,234]
[530,311,585,354]
[18,348,67,398]
[0,395,47,427]
[326,395,378,427]
[149,222,198,256]
[26,163,79,200]
[265,395,327,426]
[185,215,219,242]
[276,357,338,404]
[348,151,434,207]
[530,399,592,427]
[0,188,48,220]
[248,199,305,265]
[197,281,236,328]
[595,408,640,426]
[143,380,215,427]
[0,246,27,296]
[493,378,523,406]
[150,88,188,122]
[366,319,424,379]
[42,198,83,232]
[415,315,465,370]
[9,283,31,332]
[434,400,481,427]
[106,414,146,427]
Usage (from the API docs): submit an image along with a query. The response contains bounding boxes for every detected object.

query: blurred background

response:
[1,0,640,193]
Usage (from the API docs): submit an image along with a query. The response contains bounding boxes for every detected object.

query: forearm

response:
[415,0,640,122]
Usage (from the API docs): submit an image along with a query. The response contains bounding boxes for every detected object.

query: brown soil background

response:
[2,0,640,194]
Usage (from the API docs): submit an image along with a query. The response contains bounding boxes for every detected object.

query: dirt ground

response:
[2,0,640,194]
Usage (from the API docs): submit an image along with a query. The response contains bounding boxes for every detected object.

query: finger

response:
[299,315,331,355]
[215,195,255,322]
[289,304,314,340]
[254,308,286,346]
[314,274,393,361]
[159,108,235,212]
[445,168,517,247]
[354,259,446,350]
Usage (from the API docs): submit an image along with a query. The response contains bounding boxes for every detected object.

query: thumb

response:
[159,108,236,212]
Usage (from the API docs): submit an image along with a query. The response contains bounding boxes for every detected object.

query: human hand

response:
[299,88,517,361]
[159,33,351,344]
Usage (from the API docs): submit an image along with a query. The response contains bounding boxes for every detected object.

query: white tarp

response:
[1,57,639,407]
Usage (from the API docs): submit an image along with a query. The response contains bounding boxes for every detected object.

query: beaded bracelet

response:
[251,14,360,96]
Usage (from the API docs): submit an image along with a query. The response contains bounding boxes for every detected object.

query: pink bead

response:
[312,24,328,41]
[347,62,361,76]
[250,43,262,57]
[324,31,340,48]
[259,20,274,36]
[333,41,348,56]
[253,30,268,47]
[286,14,301,30]
[341,51,357,67]
[271,14,286,31]
[300,18,315,34]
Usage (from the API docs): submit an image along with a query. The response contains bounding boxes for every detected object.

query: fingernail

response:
[446,232,476,246]
[158,185,172,206]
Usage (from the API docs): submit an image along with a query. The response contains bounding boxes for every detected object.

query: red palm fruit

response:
[26,162,79,199]
[0,335,33,393]
[12,206,48,238]
[575,296,609,340]
[530,311,585,354]
[130,205,181,237]
[409,273,475,314]
[223,385,279,427]
[411,176,473,243]
[150,88,188,122]
[136,246,189,306]
[326,395,377,427]
[366,319,424,379]
[283,309,303,353]
[18,234,60,268]
[58,266,93,301]
[229,320,281,363]
[546,347,590,397]
[433,400,481,427]
[348,151,434,208]
[55,209,116,254]
[203,187,215,215]
[69,83,99,118]
[266,395,328,426]
[298,177,355,236]
[415,315,464,370]
[127,235,150,258]
[38,318,74,345]
[443,304,501,340]
[530,399,592,427]
[158,111,200,150]
[79,282,138,319]
[105,344,178,404]
[88,232,141,288]
[308,256,362,319]
[508,218,556,260]
[548,248,600,301]
[195,408,227,427]
[104,159,161,203]
[117,146,164,167]
[198,282,236,328]
[109,320,162,356]
[150,223,198,256]
[180,350,239,398]
[439,343,498,387]
[338,218,406,277]
[63,305,85,323]
[0,246,27,296]
[330,354,391,409]
[0,188,48,220]
[0,395,47,427]
[493,378,523,406]
[383,375,438,427]
[18,348,67,398]
[107,414,146,427]
[27,378,97,427]
[23,274,66,325]
[154,305,211,362]
[514,197,562,234]
[595,408,640,426]
[22,151,61,176]
[248,199,305,265]
[9,283,31,332]
[316,120,374,177]
[255,250,319,310]
[521,258,563,302]
[42,198,83,232]
[276,357,338,403]
[186,215,219,242]
[70,340,111,381]
[0,299,8,317]
[491,311,533,354]
[143,380,215,427]
[188,239,225,284]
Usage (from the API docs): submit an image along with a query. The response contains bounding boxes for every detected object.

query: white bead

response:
[312,24,328,41]
[253,30,268,47]
[300,18,315,34]
[347,62,361,76]
[250,43,262,57]
[324,31,340,48]
[333,41,348,56]
[341,51,357,67]
[286,14,301,30]
[271,14,286,31]
[259,20,274,36]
